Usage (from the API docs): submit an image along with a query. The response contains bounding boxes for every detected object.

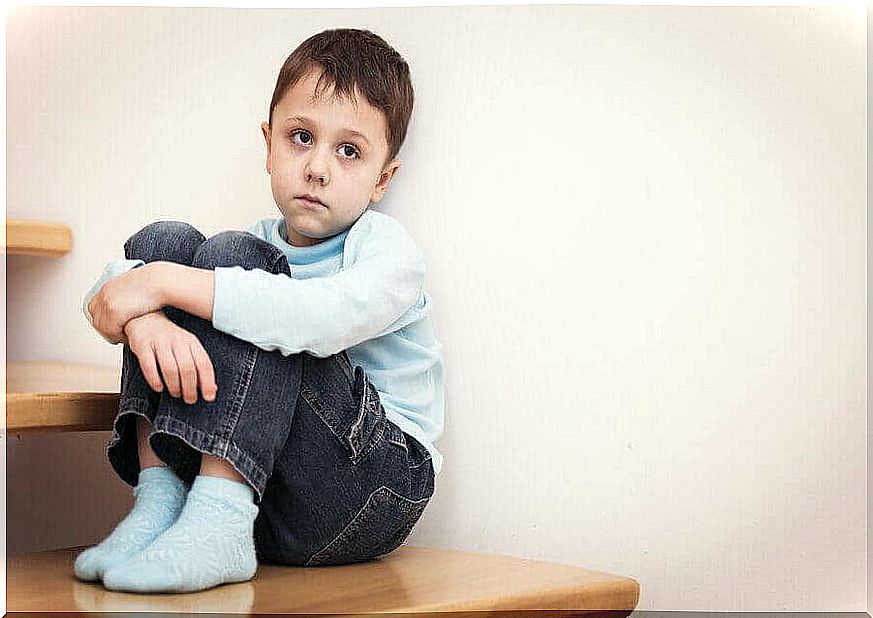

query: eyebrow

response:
[285,115,372,148]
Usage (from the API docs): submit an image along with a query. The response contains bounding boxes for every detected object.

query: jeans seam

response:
[387,438,408,451]
[348,368,370,460]
[299,383,347,443]
[222,344,258,440]
[350,414,389,465]
[304,484,393,566]
[108,398,155,448]
[152,414,268,502]
[336,351,354,382]
[408,457,432,470]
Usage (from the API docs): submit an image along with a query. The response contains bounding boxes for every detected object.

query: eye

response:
[289,129,360,160]
[338,144,360,160]
[289,129,313,146]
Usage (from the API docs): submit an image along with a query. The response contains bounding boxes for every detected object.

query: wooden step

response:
[5,219,73,256]
[6,361,120,432]
[7,546,640,615]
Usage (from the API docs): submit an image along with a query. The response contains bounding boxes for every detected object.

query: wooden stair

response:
[7,545,640,615]
[6,360,120,433]
[5,221,117,434]
[5,217,641,615]
[5,219,73,257]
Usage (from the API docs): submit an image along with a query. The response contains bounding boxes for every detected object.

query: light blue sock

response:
[74,465,188,581]
[102,474,259,593]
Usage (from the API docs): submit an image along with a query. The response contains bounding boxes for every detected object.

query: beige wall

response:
[5,5,867,611]
[866,4,871,615]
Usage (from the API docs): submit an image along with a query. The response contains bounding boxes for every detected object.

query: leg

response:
[113,223,260,488]
[136,416,165,470]
[200,453,246,482]
[108,220,208,486]
[75,221,206,582]
[102,230,299,593]
[138,419,242,481]
[253,350,436,567]
[138,230,301,500]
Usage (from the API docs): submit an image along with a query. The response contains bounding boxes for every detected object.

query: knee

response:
[124,221,206,264]
[192,230,288,273]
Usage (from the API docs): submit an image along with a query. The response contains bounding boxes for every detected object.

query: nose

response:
[305,149,330,185]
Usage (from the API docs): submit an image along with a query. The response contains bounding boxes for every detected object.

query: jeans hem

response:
[150,414,269,504]
[105,401,162,489]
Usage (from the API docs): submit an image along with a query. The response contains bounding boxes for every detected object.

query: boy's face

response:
[261,69,401,247]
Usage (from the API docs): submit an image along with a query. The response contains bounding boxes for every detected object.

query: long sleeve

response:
[82,259,145,344]
[211,223,426,358]
[79,220,260,342]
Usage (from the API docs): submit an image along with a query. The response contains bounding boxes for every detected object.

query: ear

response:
[261,121,272,175]
[370,159,402,203]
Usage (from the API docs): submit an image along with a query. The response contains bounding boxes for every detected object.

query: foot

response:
[74,465,188,581]
[102,474,259,593]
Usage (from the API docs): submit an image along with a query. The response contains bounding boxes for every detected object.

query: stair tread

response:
[8,545,640,615]
[6,219,73,256]
[6,361,120,432]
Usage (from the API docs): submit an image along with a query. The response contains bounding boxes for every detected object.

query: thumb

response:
[119,321,133,346]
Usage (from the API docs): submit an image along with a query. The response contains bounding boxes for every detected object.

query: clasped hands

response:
[88,262,218,404]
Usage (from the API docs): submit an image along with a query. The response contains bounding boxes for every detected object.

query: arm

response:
[84,219,266,342]
[149,218,267,322]
[90,219,426,356]
[158,262,215,322]
[86,261,211,345]
[209,227,426,358]
[82,259,145,344]
[123,310,218,404]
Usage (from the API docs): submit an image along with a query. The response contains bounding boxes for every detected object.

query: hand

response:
[123,311,218,404]
[88,263,166,345]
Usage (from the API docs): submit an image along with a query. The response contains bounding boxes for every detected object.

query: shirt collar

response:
[272,218,349,265]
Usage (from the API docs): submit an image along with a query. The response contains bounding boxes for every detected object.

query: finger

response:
[173,342,199,405]
[190,341,217,401]
[155,342,182,399]
[112,325,126,344]
[134,342,164,393]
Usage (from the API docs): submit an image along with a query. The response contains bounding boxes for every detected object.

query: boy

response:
[75,28,444,594]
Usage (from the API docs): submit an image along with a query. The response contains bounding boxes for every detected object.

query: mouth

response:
[295,195,327,209]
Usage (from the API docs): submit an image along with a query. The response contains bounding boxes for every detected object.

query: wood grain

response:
[8,546,640,616]
[6,219,73,256]
[6,361,120,432]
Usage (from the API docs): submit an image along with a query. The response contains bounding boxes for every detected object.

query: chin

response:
[291,223,337,244]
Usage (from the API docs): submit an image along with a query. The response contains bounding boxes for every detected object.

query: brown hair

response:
[267,28,414,169]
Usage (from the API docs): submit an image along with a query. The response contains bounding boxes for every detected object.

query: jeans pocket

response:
[304,485,430,567]
[346,364,387,463]
[384,419,410,454]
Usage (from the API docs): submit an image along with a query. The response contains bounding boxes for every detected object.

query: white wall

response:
[5,5,866,611]
[866,4,871,615]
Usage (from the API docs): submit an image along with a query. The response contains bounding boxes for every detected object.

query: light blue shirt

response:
[82,210,444,475]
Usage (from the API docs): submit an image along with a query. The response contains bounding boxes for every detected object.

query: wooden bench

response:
[6,219,641,616]
[7,545,640,615]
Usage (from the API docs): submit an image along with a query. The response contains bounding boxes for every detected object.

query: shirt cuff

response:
[83,259,146,343]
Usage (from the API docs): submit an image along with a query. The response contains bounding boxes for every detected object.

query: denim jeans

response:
[105,220,435,567]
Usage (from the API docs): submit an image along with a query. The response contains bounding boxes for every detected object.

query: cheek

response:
[270,165,295,189]
[269,173,293,203]
[270,148,297,173]
[348,167,377,191]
